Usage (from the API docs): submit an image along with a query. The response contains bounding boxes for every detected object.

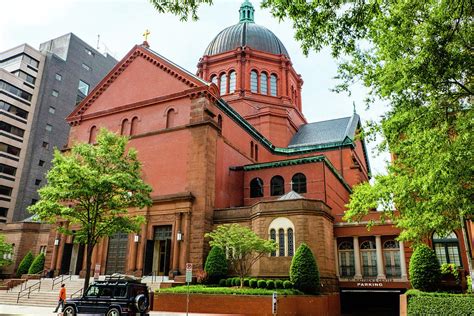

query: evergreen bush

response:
[218,279,226,287]
[257,279,267,288]
[266,280,275,289]
[283,280,293,289]
[249,279,258,288]
[233,277,241,287]
[275,279,283,289]
[204,247,228,284]
[243,278,250,287]
[225,278,233,287]
[16,251,34,277]
[290,243,320,294]
[409,244,441,292]
[28,252,45,275]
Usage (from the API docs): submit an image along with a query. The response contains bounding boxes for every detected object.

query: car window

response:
[114,286,127,298]
[86,285,99,297]
[99,286,113,297]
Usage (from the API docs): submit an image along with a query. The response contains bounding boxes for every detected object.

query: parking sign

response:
[186,263,193,283]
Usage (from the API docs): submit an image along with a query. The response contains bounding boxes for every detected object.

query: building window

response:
[338,241,355,277]
[217,115,223,129]
[254,144,258,161]
[0,80,32,101]
[120,119,129,135]
[270,74,277,96]
[219,73,227,95]
[383,240,401,278]
[42,141,49,149]
[55,73,62,81]
[0,207,8,217]
[268,217,295,257]
[250,70,258,93]
[210,75,217,85]
[250,177,264,198]
[0,142,21,156]
[0,163,17,176]
[35,179,41,185]
[130,117,139,135]
[0,121,25,137]
[0,100,28,120]
[0,185,13,196]
[45,124,52,132]
[38,160,45,167]
[89,126,97,144]
[250,141,254,158]
[82,63,91,71]
[78,80,90,95]
[52,90,59,97]
[260,72,268,95]
[39,245,47,254]
[229,71,236,93]
[49,106,56,114]
[85,48,94,56]
[270,229,276,257]
[433,232,462,266]
[292,173,307,193]
[270,175,285,196]
[14,70,36,84]
[166,109,176,128]
[360,240,377,277]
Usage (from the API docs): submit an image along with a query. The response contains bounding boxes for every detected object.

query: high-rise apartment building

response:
[0,33,117,223]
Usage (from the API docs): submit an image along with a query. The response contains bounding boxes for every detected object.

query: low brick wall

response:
[154,293,340,315]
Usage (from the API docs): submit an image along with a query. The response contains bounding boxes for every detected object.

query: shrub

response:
[257,279,267,289]
[406,290,474,316]
[28,253,45,275]
[275,279,283,289]
[266,280,275,289]
[225,278,233,287]
[243,278,250,287]
[218,279,226,287]
[158,284,302,296]
[204,247,228,284]
[290,243,320,294]
[440,263,459,282]
[16,251,34,277]
[283,280,293,289]
[233,277,241,287]
[249,279,258,288]
[409,244,441,292]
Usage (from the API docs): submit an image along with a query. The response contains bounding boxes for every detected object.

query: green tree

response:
[28,129,152,289]
[149,1,473,243]
[409,244,441,292]
[290,243,320,294]
[16,251,34,277]
[205,224,276,288]
[204,246,228,284]
[28,252,45,275]
[0,234,13,268]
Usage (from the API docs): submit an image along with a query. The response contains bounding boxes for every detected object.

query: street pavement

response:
[0,304,240,316]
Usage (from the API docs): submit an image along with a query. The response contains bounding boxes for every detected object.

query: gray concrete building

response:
[0,33,117,223]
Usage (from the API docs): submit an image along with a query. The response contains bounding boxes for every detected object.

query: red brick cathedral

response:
[24,0,471,307]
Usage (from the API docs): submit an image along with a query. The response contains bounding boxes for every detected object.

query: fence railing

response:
[17,279,41,303]
[70,287,83,299]
[51,271,72,290]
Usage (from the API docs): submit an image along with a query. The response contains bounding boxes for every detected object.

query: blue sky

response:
[1,0,390,175]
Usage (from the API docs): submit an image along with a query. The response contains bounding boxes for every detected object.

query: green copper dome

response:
[204,0,289,58]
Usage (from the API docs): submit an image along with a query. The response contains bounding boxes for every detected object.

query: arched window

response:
[166,108,176,128]
[120,119,129,136]
[219,73,227,95]
[278,229,285,256]
[270,74,277,96]
[89,126,97,144]
[360,240,377,277]
[250,177,263,198]
[433,232,462,266]
[217,115,223,130]
[229,71,236,93]
[250,141,254,158]
[292,173,307,193]
[270,176,285,196]
[130,117,139,135]
[250,70,258,93]
[338,241,355,277]
[383,240,401,278]
[268,217,295,257]
[210,75,218,85]
[287,228,294,256]
[270,229,276,257]
[260,72,268,95]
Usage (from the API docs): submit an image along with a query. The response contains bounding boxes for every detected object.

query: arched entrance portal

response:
[144,226,172,276]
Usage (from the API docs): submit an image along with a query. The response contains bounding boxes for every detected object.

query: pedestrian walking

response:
[53,283,66,313]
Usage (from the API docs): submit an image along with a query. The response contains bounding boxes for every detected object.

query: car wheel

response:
[63,306,76,316]
[106,307,121,316]
[135,294,149,312]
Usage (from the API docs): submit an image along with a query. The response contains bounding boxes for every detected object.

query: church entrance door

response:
[105,232,128,274]
[151,226,172,276]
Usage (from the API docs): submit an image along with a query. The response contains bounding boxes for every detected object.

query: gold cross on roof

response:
[143,29,150,42]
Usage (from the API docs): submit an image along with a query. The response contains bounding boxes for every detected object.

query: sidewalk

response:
[0,304,240,315]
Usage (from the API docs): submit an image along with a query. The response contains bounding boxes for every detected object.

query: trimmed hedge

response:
[407,290,474,316]
[266,280,275,289]
[290,243,320,294]
[243,278,250,287]
[275,279,283,289]
[409,244,441,292]
[218,279,226,287]
[204,247,228,284]
[157,285,302,296]
[225,278,233,287]
[16,251,34,277]
[28,252,45,274]
[283,280,293,289]
[249,279,258,288]
[257,280,267,289]
[233,277,241,287]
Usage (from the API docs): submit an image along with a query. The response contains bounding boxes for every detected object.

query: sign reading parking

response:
[186,263,193,283]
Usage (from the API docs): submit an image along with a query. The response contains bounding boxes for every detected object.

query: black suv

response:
[63,275,150,316]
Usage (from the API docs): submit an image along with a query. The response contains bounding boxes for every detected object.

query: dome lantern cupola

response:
[239,0,255,23]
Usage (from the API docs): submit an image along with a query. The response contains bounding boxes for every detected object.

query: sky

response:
[0,0,390,175]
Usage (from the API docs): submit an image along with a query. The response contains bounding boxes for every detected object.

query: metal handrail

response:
[70,287,83,298]
[17,279,41,303]
[51,271,72,290]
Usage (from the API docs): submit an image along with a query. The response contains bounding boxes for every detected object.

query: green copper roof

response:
[239,0,255,23]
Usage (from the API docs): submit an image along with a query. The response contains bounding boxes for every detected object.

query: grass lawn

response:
[156,285,303,295]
